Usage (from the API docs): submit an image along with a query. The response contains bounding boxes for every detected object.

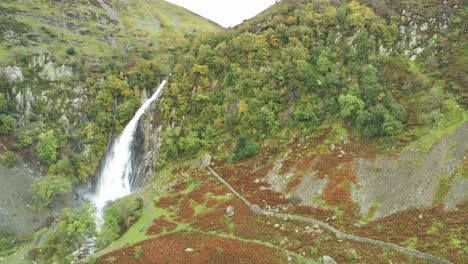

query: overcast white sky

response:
[166,0,277,28]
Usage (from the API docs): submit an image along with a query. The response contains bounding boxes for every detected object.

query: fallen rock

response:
[320,255,337,264]
[226,206,235,216]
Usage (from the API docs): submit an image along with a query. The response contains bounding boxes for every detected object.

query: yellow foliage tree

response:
[346,1,376,28]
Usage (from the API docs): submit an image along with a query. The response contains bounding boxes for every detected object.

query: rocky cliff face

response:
[137,90,165,186]
[352,122,468,219]
[2,51,85,133]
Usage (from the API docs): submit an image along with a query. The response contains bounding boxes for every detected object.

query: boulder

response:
[226,205,235,216]
[320,256,337,264]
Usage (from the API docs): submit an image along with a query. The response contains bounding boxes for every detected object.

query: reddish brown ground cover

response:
[97,232,287,264]
[105,128,462,264]
[0,134,34,160]
[146,216,177,235]
[211,158,289,207]
[351,201,468,264]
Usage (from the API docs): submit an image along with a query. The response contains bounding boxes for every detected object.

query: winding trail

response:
[206,166,453,264]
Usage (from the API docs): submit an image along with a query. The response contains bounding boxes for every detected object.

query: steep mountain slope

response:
[0,0,467,263]
[0,0,220,258]
[0,0,220,64]
[96,0,466,263]
[0,0,220,183]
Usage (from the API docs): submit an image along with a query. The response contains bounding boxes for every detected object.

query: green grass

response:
[101,189,173,251]
[204,191,233,202]
[365,202,380,220]
[182,179,201,194]
[450,237,463,248]
[0,228,48,264]
[1,0,221,69]
[433,172,455,206]
[317,119,348,153]
[402,237,419,249]
[402,97,467,153]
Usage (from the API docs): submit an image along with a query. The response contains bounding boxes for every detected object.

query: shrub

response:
[66,47,76,56]
[48,157,73,177]
[0,228,14,252]
[230,134,259,161]
[0,114,16,134]
[37,130,58,167]
[142,51,151,60]
[339,94,364,121]
[133,246,143,259]
[104,196,143,232]
[1,151,20,168]
[97,196,144,248]
[18,132,33,147]
[0,92,7,113]
[31,175,72,209]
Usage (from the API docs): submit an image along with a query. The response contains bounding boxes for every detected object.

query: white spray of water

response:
[92,80,167,220]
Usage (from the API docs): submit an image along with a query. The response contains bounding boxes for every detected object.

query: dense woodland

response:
[159,0,466,164]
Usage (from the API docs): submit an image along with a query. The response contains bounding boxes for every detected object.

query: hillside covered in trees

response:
[160,0,466,162]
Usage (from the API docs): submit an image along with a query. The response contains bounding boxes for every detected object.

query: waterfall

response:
[92,80,167,220]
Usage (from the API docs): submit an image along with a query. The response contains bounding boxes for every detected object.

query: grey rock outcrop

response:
[39,61,73,81]
[320,256,337,264]
[195,154,211,169]
[352,122,468,219]
[289,170,326,206]
[445,177,468,208]
[288,157,323,205]
[0,66,24,83]
[267,153,293,192]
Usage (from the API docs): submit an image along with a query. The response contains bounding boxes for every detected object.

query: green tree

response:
[97,197,143,249]
[49,157,74,178]
[360,64,383,105]
[230,135,259,161]
[37,130,58,166]
[17,132,33,147]
[339,94,365,121]
[0,92,7,113]
[192,64,209,75]
[31,175,72,209]
[353,30,372,62]
[46,203,96,263]
[0,114,16,134]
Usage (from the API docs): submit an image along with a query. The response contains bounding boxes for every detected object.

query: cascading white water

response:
[92,80,167,220]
